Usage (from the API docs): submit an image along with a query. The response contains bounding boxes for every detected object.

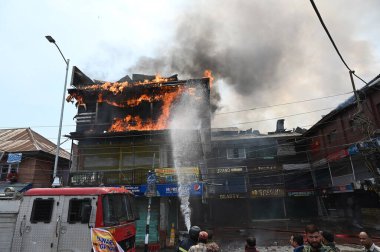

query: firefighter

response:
[177,226,201,252]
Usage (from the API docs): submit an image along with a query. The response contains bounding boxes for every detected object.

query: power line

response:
[228,107,334,126]
[215,91,352,115]
[309,0,367,85]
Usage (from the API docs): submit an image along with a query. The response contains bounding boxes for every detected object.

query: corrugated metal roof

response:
[0,128,70,160]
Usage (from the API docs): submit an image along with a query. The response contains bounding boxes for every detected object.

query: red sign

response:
[326,149,348,162]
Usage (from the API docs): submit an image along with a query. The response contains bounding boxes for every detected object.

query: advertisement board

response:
[124,183,202,197]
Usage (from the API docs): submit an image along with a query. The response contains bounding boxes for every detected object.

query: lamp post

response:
[45,35,70,187]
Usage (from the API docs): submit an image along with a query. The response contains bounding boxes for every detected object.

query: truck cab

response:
[11,187,137,252]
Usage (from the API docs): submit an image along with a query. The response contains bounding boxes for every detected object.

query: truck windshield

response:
[102,194,135,226]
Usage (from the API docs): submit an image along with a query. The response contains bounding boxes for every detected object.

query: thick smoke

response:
[128,0,380,128]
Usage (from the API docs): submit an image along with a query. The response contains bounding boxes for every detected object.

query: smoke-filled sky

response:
[1,0,379,152]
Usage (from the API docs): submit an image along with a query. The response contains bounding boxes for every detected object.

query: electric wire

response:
[215,91,352,115]
[309,0,368,85]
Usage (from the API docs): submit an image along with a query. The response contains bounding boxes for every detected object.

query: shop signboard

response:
[217,193,247,199]
[326,149,349,162]
[208,166,247,174]
[251,188,285,198]
[287,190,315,197]
[251,165,278,172]
[154,167,199,183]
[331,184,354,193]
[124,183,202,197]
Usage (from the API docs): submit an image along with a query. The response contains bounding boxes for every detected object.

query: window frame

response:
[226,147,246,159]
[30,198,54,223]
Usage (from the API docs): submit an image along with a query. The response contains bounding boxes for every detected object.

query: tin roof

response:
[0,128,70,160]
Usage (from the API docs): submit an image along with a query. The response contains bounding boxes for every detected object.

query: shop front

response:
[125,182,203,247]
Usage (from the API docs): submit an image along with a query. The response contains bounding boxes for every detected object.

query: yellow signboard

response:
[155,167,199,183]
[155,167,199,175]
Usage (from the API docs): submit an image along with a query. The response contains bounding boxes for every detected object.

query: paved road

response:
[138,218,380,251]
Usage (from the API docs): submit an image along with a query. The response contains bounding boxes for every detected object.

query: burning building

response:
[67,66,211,247]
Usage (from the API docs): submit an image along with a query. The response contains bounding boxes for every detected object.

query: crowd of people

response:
[176,224,380,252]
[290,224,380,252]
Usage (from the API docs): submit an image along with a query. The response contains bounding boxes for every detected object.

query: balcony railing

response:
[69,169,150,187]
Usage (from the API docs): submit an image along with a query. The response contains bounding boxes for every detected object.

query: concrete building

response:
[204,123,317,226]
[66,67,211,247]
[303,74,380,227]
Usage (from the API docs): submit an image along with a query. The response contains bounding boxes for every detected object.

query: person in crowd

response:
[302,224,333,252]
[206,230,220,252]
[6,168,18,183]
[290,234,304,252]
[358,231,380,252]
[177,226,201,252]
[189,231,208,252]
[321,230,340,252]
[245,236,259,252]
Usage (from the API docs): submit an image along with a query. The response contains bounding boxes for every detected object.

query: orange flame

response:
[109,87,185,131]
[203,69,214,88]
[68,74,206,132]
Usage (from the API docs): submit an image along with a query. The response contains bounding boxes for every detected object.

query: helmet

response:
[189,226,201,240]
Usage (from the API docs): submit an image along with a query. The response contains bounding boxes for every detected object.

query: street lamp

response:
[45,35,70,187]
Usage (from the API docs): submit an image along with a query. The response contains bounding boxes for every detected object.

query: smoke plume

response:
[127,0,380,129]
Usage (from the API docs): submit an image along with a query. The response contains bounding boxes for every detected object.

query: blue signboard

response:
[124,183,203,197]
[146,171,157,197]
[7,153,22,163]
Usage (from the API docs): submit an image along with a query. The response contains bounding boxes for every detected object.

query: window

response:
[0,164,9,180]
[227,148,246,159]
[247,145,276,159]
[30,198,54,223]
[349,119,359,132]
[68,198,91,223]
[102,194,135,226]
[327,129,337,144]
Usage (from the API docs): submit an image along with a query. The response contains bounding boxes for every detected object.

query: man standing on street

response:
[321,230,340,252]
[302,224,333,252]
[189,231,208,252]
[359,231,380,252]
[290,234,304,252]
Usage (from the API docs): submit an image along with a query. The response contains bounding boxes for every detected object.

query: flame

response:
[109,87,185,131]
[203,69,214,88]
[68,74,206,132]
[66,93,86,108]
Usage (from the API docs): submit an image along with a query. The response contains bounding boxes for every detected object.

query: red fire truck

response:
[10,187,138,252]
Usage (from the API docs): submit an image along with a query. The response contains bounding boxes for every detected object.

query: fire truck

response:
[2,187,138,252]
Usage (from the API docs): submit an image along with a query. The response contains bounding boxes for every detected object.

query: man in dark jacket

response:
[302,224,333,252]
[177,226,201,252]
[321,230,340,252]
[290,234,304,252]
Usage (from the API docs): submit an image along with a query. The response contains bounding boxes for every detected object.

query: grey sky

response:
[1,0,379,152]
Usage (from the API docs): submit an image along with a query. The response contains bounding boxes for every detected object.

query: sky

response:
[1,0,380,153]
